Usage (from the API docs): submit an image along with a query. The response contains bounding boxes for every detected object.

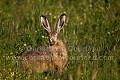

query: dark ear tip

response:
[61,13,66,17]
[41,15,46,18]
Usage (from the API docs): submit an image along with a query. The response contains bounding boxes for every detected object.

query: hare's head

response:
[41,14,66,45]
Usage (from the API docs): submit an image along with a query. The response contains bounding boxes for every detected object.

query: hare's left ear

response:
[41,15,52,34]
[56,14,66,33]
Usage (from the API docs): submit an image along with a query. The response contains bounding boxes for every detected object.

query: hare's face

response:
[49,32,58,45]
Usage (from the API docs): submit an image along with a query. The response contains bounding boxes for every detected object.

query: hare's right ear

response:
[56,14,66,33]
[41,15,52,33]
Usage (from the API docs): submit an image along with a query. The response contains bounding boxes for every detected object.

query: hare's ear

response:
[41,15,52,33]
[56,14,66,33]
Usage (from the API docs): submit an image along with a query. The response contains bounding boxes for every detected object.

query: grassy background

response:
[0,0,120,80]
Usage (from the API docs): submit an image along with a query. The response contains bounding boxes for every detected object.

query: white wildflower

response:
[107,32,110,34]
[42,36,45,38]
[24,44,27,46]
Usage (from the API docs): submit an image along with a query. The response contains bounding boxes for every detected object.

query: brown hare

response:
[19,14,67,75]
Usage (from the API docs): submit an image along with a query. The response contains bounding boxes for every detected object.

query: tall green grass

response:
[0,0,120,80]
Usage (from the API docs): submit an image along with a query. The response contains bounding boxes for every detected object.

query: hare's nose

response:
[49,39,55,45]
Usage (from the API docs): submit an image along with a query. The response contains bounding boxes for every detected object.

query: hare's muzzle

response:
[49,39,55,45]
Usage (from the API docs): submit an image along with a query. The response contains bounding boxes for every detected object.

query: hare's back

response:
[20,46,52,61]
[19,46,53,73]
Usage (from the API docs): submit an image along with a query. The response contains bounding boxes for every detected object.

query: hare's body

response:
[19,14,67,74]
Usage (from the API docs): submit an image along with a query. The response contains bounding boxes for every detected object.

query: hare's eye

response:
[55,34,58,37]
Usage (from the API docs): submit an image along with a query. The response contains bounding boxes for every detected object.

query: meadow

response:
[0,0,120,80]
